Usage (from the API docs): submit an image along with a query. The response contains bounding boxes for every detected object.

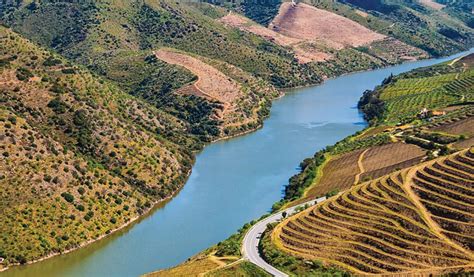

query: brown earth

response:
[431,117,474,136]
[154,48,279,136]
[360,142,426,181]
[419,0,446,11]
[219,12,331,63]
[269,2,386,49]
[274,148,474,276]
[306,149,363,199]
[155,49,241,105]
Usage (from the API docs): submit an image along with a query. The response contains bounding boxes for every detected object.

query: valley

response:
[0,0,473,276]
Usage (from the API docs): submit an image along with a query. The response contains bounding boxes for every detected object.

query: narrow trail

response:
[354,149,369,185]
[449,56,463,66]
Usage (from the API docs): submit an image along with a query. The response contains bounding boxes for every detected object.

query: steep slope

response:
[219,12,331,63]
[154,48,280,136]
[0,26,194,267]
[0,0,324,140]
[310,0,473,56]
[270,2,386,48]
[273,149,474,275]
[359,53,474,125]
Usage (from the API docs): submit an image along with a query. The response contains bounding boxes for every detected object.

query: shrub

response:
[61,192,74,203]
[77,187,85,195]
[43,57,62,67]
[16,67,33,81]
[61,68,76,74]
[16,255,27,264]
[47,98,68,114]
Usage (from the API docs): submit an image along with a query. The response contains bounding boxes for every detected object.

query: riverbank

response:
[4,49,472,277]
[145,49,473,277]
[0,167,194,273]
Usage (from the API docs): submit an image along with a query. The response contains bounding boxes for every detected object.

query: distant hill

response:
[1,0,472,141]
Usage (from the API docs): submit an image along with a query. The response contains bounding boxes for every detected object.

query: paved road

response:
[242,196,327,277]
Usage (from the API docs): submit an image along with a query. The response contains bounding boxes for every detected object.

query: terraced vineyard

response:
[361,53,474,124]
[273,148,474,275]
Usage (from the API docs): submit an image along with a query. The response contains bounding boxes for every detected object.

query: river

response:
[2,50,472,277]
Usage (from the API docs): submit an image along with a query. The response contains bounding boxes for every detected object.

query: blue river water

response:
[2,49,472,277]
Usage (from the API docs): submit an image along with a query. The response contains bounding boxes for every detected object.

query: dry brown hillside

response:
[219,12,331,63]
[269,2,386,49]
[155,48,280,136]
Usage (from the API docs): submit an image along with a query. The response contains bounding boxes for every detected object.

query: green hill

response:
[2,0,472,141]
[0,26,195,266]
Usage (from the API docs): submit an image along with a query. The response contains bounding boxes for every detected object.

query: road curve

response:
[242,196,327,277]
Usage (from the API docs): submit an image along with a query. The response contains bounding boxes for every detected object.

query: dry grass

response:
[269,2,385,49]
[274,148,474,276]
[146,256,221,277]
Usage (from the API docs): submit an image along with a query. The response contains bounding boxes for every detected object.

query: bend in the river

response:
[2,49,472,277]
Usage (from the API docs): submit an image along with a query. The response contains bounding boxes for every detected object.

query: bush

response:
[47,98,68,114]
[43,57,62,67]
[77,187,85,195]
[61,192,74,203]
[16,255,27,265]
[61,68,76,74]
[16,67,33,81]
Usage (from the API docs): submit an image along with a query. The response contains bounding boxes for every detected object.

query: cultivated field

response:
[360,142,426,181]
[269,2,385,49]
[431,115,474,137]
[373,55,474,123]
[305,150,363,198]
[274,148,474,275]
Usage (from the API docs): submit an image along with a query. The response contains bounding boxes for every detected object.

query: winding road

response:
[242,196,327,276]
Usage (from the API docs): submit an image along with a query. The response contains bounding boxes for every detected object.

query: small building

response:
[418,108,429,119]
[418,108,446,119]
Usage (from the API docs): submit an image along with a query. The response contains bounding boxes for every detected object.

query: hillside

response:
[272,148,474,275]
[1,0,471,142]
[359,53,474,125]
[318,0,474,56]
[204,0,473,57]
[0,26,194,267]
